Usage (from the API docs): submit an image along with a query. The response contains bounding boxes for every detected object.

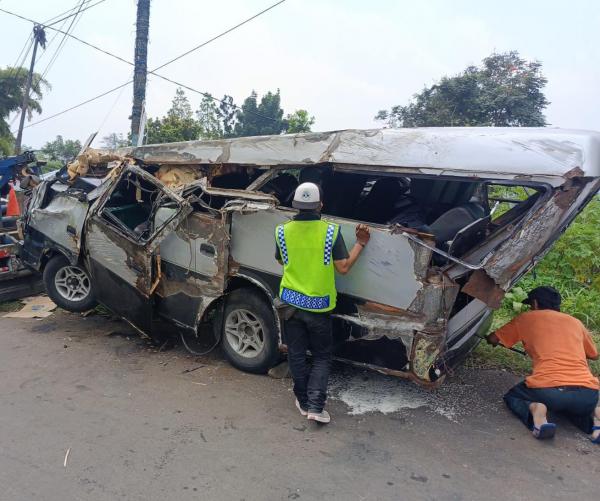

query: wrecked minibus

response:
[18,128,600,386]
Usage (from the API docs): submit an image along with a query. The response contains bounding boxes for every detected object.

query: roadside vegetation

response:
[468,198,600,376]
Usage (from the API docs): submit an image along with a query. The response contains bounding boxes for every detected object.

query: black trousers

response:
[504,381,599,433]
[285,309,332,413]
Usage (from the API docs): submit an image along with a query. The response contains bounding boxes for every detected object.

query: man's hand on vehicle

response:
[356,224,370,246]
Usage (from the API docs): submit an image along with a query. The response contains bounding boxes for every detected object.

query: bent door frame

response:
[84,165,191,334]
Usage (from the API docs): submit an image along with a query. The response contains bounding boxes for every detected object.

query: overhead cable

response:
[42,0,93,25]
[45,0,107,27]
[2,0,288,129]
[41,0,87,79]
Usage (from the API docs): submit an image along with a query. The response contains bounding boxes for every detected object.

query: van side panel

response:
[230,209,426,310]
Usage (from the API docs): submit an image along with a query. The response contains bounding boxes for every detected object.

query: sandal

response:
[590,426,600,444]
[532,423,556,440]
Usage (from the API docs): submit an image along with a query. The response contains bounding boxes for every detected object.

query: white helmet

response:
[292,182,321,210]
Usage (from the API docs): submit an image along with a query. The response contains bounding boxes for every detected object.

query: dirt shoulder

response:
[1,310,598,501]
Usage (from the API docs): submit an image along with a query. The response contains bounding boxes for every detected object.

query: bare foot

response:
[529,402,548,431]
[592,407,600,441]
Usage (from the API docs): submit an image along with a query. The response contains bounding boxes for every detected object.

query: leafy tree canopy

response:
[376,51,549,128]
[40,135,81,164]
[196,94,223,140]
[146,88,202,144]
[286,109,315,133]
[145,88,315,144]
[234,90,286,137]
[0,66,50,155]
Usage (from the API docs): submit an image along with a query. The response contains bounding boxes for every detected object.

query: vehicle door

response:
[85,165,191,334]
[151,181,277,331]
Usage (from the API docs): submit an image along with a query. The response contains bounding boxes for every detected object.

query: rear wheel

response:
[220,288,280,374]
[43,255,97,312]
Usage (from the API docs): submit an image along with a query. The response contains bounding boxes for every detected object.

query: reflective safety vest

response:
[275,219,340,313]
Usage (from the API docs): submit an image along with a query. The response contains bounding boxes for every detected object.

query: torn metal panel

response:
[110,128,600,184]
[28,192,89,256]
[154,209,230,330]
[462,269,505,309]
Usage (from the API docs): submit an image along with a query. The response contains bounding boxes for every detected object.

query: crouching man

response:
[275,182,370,424]
[487,286,600,442]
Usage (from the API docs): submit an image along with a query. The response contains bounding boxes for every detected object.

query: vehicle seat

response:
[354,177,406,224]
[428,202,486,247]
[322,173,365,217]
[261,173,298,205]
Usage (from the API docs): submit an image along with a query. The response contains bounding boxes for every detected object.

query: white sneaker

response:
[295,399,308,416]
[307,409,331,424]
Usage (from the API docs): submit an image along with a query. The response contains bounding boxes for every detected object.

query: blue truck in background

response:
[0,151,45,301]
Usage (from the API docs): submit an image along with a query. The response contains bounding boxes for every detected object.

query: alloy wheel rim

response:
[224,308,265,358]
[54,266,91,302]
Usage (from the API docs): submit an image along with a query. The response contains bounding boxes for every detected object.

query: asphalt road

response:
[1,311,598,501]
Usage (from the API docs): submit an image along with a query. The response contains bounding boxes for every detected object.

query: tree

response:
[217,94,237,138]
[40,135,81,164]
[0,67,50,155]
[196,94,223,140]
[376,51,549,128]
[286,109,315,133]
[233,90,286,137]
[145,88,202,144]
[168,87,194,120]
[101,132,129,149]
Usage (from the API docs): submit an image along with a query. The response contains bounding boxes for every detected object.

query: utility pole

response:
[14,24,46,154]
[130,0,151,146]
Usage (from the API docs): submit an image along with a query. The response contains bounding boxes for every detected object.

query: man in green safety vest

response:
[275,182,370,423]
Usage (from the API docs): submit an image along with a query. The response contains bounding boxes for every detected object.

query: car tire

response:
[43,255,97,312]
[220,288,280,374]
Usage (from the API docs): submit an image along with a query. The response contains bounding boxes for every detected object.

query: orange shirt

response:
[495,309,599,389]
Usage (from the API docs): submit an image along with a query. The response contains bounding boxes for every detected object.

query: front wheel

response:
[220,288,280,374]
[43,255,97,312]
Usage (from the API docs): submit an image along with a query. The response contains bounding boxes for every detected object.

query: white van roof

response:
[123,128,600,184]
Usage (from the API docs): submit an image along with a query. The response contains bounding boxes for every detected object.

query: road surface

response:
[0,311,598,500]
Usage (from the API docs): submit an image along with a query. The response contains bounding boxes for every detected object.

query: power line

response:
[21,81,132,129]
[42,0,93,25]
[152,0,286,73]
[0,0,106,27]
[45,0,107,27]
[41,0,87,79]
[3,0,288,129]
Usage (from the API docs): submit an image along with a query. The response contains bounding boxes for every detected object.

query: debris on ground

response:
[2,295,56,319]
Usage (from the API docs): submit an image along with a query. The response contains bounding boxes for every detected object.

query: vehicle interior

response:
[100,170,179,243]
[251,165,545,260]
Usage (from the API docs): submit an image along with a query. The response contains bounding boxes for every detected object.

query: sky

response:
[1,0,599,149]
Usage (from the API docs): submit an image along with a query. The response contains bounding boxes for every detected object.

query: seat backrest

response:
[322,173,365,217]
[447,215,490,257]
[354,177,405,224]
[429,202,486,246]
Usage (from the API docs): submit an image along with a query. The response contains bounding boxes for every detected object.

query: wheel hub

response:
[54,265,91,302]
[224,309,265,358]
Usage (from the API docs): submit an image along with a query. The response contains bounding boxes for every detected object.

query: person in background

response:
[487,286,600,442]
[275,182,370,424]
